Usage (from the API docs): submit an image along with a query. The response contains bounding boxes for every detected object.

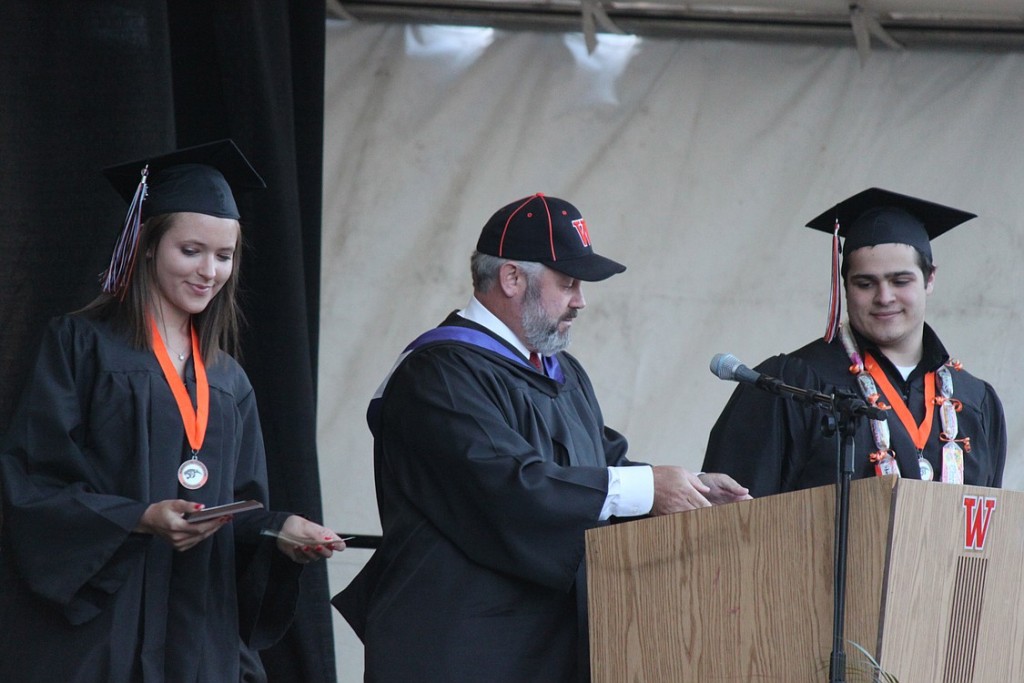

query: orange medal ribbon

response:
[149,314,209,457]
[865,352,934,452]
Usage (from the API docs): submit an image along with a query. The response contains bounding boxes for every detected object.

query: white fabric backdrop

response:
[318,19,1024,679]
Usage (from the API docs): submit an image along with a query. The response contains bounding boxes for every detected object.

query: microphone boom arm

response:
[709,353,886,421]
[754,376,886,421]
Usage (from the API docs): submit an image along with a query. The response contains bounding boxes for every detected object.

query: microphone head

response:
[710,353,761,385]
[709,353,743,381]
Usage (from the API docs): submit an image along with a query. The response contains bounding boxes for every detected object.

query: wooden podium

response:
[585,476,1024,682]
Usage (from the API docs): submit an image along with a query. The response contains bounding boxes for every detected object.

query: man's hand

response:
[698,472,752,504]
[651,466,712,515]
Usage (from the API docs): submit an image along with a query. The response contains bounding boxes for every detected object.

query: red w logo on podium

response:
[963,495,997,551]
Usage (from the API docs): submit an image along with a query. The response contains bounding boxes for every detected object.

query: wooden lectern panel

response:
[586,475,897,682]
[878,480,1024,683]
[587,477,1024,682]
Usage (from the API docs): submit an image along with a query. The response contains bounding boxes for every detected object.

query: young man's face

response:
[844,242,935,362]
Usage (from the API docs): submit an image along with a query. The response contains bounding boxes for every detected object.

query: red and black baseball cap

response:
[476,193,626,282]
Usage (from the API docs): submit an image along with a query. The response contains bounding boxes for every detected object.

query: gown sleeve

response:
[0,318,150,624]
[979,380,1007,488]
[226,374,303,649]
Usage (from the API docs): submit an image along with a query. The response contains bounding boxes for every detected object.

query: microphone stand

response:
[822,390,873,683]
[754,379,882,683]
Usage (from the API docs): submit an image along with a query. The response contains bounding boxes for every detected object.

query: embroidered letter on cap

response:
[572,218,591,247]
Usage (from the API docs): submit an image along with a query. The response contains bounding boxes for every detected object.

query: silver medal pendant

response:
[178,458,209,490]
[918,456,934,482]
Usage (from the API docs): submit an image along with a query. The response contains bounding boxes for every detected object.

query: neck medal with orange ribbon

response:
[840,322,967,483]
[149,314,211,490]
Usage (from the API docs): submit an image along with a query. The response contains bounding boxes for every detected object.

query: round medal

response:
[917,456,934,482]
[178,458,209,490]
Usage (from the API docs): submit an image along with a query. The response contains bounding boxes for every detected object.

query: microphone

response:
[709,353,888,421]
[709,353,764,386]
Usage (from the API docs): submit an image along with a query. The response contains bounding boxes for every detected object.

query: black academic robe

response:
[0,314,300,683]
[702,324,1007,498]
[332,314,635,683]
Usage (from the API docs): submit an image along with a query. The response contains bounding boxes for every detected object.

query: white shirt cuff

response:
[599,465,654,520]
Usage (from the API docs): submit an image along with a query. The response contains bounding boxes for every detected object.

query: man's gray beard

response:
[521,281,573,356]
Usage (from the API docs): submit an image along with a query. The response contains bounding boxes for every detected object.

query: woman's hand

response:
[135,499,232,552]
[273,515,347,564]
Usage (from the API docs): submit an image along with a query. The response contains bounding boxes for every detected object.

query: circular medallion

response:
[178,458,209,490]
[918,457,934,482]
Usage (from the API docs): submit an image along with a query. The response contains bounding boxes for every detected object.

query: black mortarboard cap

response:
[99,139,264,297]
[804,187,975,343]
[805,187,975,261]
[476,193,626,282]
[103,139,265,220]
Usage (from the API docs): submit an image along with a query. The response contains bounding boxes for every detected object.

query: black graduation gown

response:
[332,314,635,683]
[702,325,1007,498]
[0,314,300,682]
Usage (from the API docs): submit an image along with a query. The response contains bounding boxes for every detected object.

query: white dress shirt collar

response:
[458,296,531,360]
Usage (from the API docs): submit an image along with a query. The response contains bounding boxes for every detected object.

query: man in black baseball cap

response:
[333,192,749,682]
[703,187,1006,498]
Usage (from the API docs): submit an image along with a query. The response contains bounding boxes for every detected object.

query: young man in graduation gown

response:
[333,193,751,682]
[702,188,1007,498]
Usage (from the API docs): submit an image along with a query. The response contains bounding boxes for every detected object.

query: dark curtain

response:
[0,1,334,681]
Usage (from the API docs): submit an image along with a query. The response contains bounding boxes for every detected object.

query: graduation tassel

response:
[100,165,149,299]
[823,216,842,343]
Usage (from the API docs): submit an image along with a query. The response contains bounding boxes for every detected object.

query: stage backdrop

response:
[319,18,1024,681]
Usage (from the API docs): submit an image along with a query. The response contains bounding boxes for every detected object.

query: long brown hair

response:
[79,213,244,362]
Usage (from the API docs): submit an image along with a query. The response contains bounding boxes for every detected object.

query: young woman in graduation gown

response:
[0,140,345,682]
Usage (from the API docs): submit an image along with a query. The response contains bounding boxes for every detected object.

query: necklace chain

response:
[158,316,190,361]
